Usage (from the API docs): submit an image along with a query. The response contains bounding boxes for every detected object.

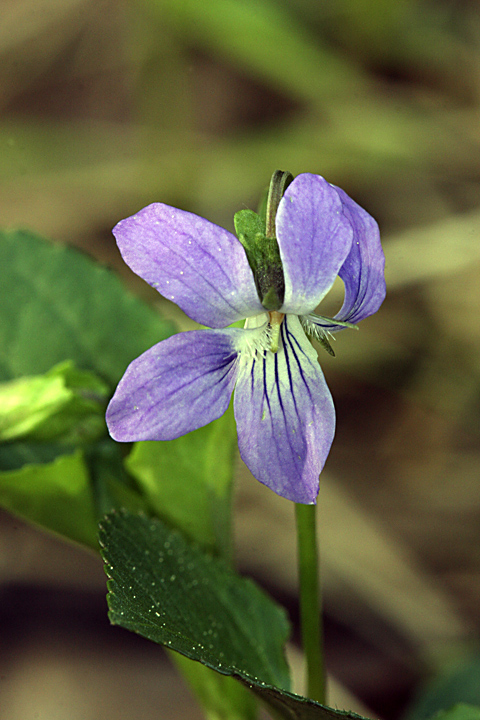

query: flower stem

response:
[295,502,325,704]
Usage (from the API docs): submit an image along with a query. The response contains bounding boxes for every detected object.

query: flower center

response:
[240,311,285,359]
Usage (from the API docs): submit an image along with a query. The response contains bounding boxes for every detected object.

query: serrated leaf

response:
[100,510,291,690]
[0,229,175,385]
[0,360,108,443]
[125,406,237,556]
[0,450,98,547]
[239,681,371,720]
[99,511,374,720]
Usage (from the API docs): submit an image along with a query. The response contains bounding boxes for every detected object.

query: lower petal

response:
[106,329,241,441]
[234,315,335,504]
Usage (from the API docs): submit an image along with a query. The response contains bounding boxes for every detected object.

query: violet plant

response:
[2,182,480,720]
[103,170,386,709]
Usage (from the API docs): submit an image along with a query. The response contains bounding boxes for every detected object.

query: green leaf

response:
[0,450,98,547]
[429,706,480,720]
[0,437,152,549]
[0,229,175,385]
[100,511,291,690]
[239,681,371,720]
[99,511,374,720]
[0,361,108,444]
[125,406,237,557]
[407,656,480,720]
[0,442,72,471]
[86,438,149,519]
[0,438,149,549]
[173,653,258,720]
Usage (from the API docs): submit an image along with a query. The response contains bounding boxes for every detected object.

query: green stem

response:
[295,502,325,704]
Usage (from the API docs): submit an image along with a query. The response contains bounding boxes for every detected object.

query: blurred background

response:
[1,0,480,718]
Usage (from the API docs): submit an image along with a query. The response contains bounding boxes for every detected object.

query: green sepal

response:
[312,315,358,330]
[234,209,284,311]
[304,316,359,357]
[315,333,335,357]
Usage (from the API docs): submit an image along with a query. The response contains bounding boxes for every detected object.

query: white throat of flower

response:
[239,311,286,359]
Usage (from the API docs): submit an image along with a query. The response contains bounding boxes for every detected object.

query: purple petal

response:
[113,205,264,328]
[332,186,386,325]
[275,174,353,315]
[234,315,335,504]
[106,329,242,441]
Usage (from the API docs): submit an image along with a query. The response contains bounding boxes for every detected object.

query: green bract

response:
[233,171,293,312]
[234,208,285,311]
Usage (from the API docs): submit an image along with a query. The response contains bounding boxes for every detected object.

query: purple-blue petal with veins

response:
[113,204,264,329]
[106,328,242,441]
[234,315,335,504]
[275,174,353,316]
[332,185,386,326]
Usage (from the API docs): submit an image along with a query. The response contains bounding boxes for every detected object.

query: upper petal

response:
[106,328,241,441]
[234,315,335,504]
[332,186,386,325]
[275,174,354,315]
[113,204,264,328]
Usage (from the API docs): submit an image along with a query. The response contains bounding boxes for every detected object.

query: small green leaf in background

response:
[126,405,237,557]
[406,656,480,720]
[0,361,108,444]
[86,438,149,520]
[0,229,175,385]
[0,442,71,472]
[428,706,480,720]
[0,450,98,547]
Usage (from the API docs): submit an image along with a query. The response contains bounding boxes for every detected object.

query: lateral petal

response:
[113,205,264,328]
[234,315,335,504]
[106,329,241,441]
[332,186,386,325]
[275,174,353,315]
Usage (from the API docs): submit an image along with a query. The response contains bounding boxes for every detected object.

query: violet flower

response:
[106,173,385,504]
